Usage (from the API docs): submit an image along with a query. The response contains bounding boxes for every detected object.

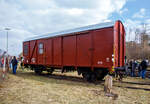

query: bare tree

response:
[126,23,150,60]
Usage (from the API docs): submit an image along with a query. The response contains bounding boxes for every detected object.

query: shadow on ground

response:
[10,70,100,88]
[10,70,150,91]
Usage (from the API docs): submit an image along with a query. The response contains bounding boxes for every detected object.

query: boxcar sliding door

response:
[37,40,46,65]
[45,38,52,65]
[77,33,92,67]
[53,37,62,66]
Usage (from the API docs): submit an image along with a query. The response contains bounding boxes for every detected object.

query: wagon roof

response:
[24,21,115,42]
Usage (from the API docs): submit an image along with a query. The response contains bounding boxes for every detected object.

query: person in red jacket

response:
[1,58,4,67]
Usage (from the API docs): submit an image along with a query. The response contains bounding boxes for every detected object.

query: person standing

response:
[1,57,4,68]
[131,60,137,77]
[140,59,148,79]
[125,59,130,76]
[129,60,132,76]
[20,57,24,70]
[11,56,18,74]
[9,57,12,69]
[138,62,142,77]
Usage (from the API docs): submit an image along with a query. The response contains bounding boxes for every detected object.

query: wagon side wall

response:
[23,27,115,70]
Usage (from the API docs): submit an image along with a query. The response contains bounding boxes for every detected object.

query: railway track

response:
[13,70,150,92]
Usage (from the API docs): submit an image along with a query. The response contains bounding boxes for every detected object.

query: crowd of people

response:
[125,59,148,79]
[0,56,18,74]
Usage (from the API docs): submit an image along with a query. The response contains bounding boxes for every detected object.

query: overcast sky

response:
[0,0,150,56]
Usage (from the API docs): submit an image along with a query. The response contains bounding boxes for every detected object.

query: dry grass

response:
[0,69,150,104]
[0,68,4,82]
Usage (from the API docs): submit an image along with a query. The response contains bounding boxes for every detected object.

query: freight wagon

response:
[23,20,125,81]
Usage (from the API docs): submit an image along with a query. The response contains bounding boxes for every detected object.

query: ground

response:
[0,69,150,104]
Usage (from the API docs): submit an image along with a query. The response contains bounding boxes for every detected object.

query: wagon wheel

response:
[47,68,54,75]
[97,75,105,80]
[34,69,42,75]
[96,70,108,80]
[91,73,96,82]
[82,73,91,82]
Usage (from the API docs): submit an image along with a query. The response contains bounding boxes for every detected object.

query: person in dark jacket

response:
[11,56,18,74]
[140,59,148,79]
[131,60,137,77]
[128,60,132,76]
[138,62,142,77]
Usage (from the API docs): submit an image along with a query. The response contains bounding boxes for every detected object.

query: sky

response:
[0,0,150,56]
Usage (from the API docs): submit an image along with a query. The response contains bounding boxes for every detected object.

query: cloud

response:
[0,29,34,56]
[132,8,146,18]
[124,18,150,42]
[124,19,141,41]
[0,0,127,56]
[119,8,128,14]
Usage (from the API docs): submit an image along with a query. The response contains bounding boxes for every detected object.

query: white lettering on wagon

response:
[106,57,110,62]
[32,58,36,63]
[97,61,103,64]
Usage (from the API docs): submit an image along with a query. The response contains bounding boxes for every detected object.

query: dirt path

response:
[0,68,4,82]
[0,70,150,104]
